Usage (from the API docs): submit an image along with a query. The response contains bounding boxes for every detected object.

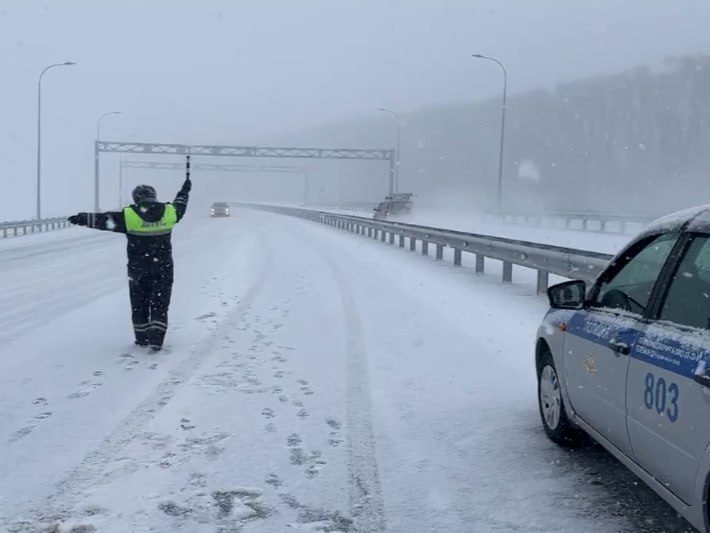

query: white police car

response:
[537,206,710,532]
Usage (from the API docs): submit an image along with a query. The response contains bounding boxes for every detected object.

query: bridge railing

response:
[306,202,378,213]
[236,203,613,294]
[0,217,70,238]
[486,211,653,234]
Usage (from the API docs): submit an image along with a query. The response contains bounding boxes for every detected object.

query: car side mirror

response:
[548,280,587,310]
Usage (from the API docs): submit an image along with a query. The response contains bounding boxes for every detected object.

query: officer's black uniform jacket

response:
[71,186,190,276]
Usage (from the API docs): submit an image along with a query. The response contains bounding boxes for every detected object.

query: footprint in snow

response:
[180,418,196,430]
[265,473,283,488]
[327,419,344,448]
[326,418,342,431]
[9,411,53,443]
[67,372,105,399]
[261,408,275,419]
[195,312,217,321]
[32,397,48,406]
[288,442,326,477]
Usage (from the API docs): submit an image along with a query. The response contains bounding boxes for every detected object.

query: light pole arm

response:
[97,111,122,140]
[36,61,75,220]
[472,55,507,105]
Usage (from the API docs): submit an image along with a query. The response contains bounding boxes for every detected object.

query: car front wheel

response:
[538,351,586,447]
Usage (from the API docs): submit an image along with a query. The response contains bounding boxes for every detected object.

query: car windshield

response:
[2,2,709,532]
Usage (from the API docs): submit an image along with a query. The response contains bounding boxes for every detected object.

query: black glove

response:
[181,178,192,194]
[68,213,87,225]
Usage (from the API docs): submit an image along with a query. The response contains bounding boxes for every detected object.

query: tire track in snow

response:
[304,239,386,533]
[8,231,274,530]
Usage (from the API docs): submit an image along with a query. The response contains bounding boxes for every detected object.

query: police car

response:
[211,202,230,217]
[537,206,710,532]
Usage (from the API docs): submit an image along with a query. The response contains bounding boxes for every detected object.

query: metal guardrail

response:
[487,211,653,234]
[0,217,70,238]
[236,203,614,294]
[307,203,378,213]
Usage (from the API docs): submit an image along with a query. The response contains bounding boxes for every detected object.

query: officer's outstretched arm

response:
[173,178,191,222]
[68,211,127,233]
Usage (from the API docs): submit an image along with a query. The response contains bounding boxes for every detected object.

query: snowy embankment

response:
[0,209,692,532]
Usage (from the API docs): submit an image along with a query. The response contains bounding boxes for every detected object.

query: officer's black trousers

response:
[129,265,173,348]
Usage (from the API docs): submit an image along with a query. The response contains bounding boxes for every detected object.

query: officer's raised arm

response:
[173,176,191,222]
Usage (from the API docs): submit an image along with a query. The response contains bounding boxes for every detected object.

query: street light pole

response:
[95,111,122,212]
[36,61,76,220]
[473,54,507,213]
[378,107,401,194]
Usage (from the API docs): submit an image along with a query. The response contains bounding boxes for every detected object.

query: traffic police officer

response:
[68,175,191,351]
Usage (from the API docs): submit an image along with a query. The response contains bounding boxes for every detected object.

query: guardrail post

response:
[410,237,416,251]
[398,234,405,247]
[536,271,549,295]
[502,261,513,283]
[436,244,444,260]
[389,232,395,244]
[475,254,485,274]
[381,230,386,242]
[600,220,606,232]
[454,248,462,266]
[422,241,429,256]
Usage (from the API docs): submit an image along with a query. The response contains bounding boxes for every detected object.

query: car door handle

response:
[608,338,631,355]
[694,372,710,388]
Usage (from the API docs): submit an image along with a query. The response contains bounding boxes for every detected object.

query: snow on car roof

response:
[642,205,710,235]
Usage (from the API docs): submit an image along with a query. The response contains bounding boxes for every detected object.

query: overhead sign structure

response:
[118,160,312,205]
[96,141,395,211]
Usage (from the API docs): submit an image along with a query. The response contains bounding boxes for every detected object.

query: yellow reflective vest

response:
[123,204,178,236]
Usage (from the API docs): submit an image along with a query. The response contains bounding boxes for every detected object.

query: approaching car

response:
[536,205,710,532]
[211,202,230,217]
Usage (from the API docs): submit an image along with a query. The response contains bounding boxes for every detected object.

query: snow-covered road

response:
[0,210,694,532]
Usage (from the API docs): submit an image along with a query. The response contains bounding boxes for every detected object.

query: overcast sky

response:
[2,0,710,218]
